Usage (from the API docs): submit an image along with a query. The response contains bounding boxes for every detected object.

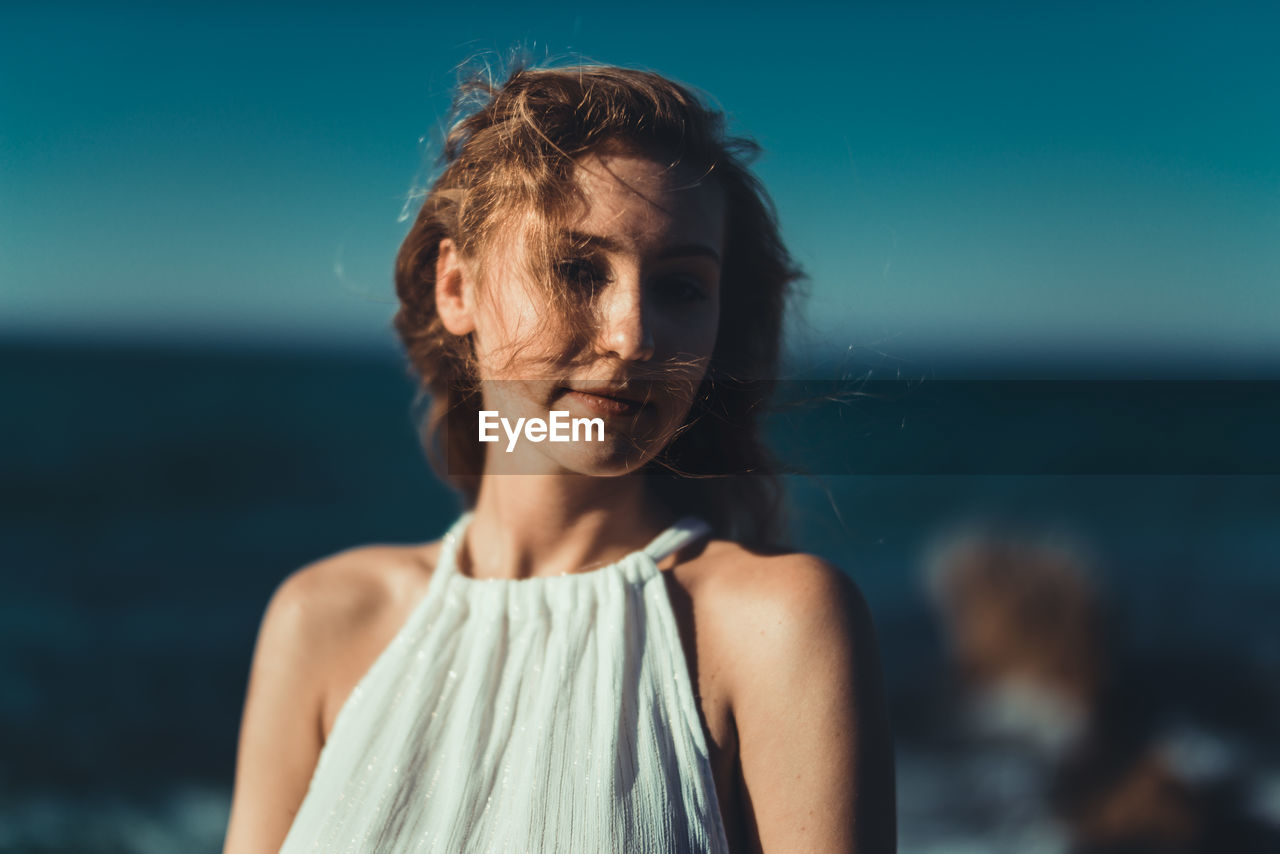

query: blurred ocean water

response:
[1,341,1278,852]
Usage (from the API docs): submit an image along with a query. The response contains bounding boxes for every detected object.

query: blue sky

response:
[2,1,1277,363]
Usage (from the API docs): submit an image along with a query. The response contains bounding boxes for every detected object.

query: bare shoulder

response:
[268,540,441,641]
[674,541,896,852]
[266,540,443,734]
[224,540,442,853]
[675,539,874,666]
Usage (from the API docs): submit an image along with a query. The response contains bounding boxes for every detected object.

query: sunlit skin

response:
[223,152,895,854]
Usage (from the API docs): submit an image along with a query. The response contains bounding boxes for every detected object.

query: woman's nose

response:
[595,274,655,362]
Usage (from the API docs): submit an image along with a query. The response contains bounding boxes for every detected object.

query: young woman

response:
[223,64,895,853]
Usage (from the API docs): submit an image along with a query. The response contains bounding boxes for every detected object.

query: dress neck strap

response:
[643,516,713,565]
[440,512,716,583]
[438,512,712,580]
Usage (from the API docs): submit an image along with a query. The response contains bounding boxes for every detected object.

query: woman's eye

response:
[656,276,707,302]
[554,258,607,292]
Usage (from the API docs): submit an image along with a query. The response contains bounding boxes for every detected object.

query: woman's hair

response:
[393,61,803,545]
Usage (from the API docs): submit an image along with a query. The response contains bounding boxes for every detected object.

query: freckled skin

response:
[223,153,895,854]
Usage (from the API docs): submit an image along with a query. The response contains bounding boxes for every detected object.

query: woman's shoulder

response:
[679,539,870,629]
[267,541,441,636]
[673,538,876,685]
[261,539,444,733]
[675,542,895,851]
[225,539,446,850]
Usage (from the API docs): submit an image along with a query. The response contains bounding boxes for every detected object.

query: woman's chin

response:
[557,452,655,477]
[528,442,661,478]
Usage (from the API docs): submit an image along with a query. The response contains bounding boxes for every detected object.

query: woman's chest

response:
[318,563,741,846]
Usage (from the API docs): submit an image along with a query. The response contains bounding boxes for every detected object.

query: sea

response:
[2,339,1277,852]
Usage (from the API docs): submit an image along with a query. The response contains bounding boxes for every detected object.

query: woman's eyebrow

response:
[657,243,721,264]
[561,230,620,253]
[561,230,721,264]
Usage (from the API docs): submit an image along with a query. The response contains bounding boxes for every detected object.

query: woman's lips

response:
[561,388,644,417]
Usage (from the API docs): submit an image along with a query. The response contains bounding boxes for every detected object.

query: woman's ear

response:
[435,238,476,336]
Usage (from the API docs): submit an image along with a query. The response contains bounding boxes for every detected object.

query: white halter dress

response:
[278,510,730,853]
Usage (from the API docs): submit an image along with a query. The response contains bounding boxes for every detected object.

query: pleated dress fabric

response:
[277,511,730,854]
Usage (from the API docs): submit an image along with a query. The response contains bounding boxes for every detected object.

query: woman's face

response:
[464,150,725,476]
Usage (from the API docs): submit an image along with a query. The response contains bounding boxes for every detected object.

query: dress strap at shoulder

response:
[643,516,713,565]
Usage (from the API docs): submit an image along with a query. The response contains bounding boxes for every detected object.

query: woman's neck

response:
[459,473,676,581]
